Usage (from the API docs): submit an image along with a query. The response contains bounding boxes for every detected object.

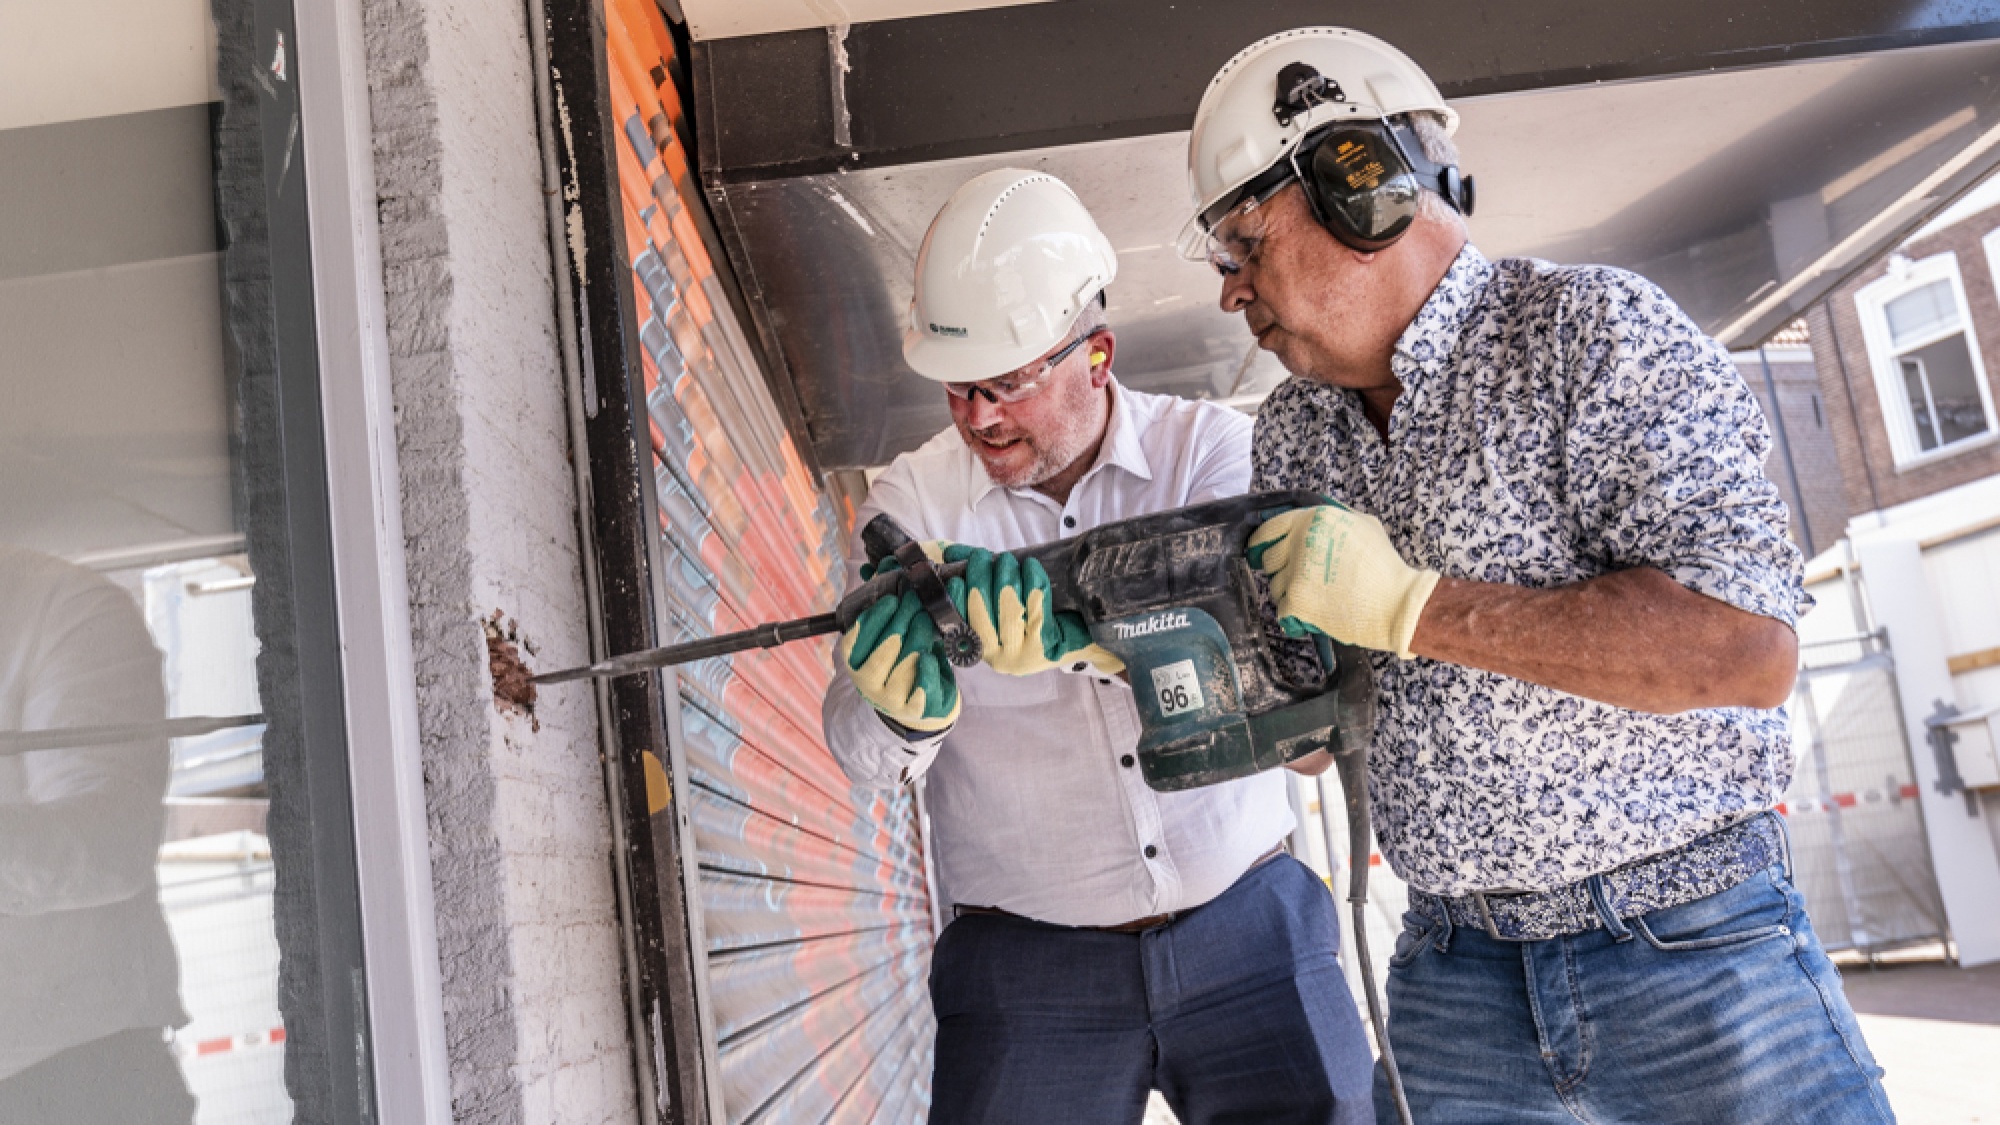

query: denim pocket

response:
[1631,868,1793,952]
[1388,910,1445,968]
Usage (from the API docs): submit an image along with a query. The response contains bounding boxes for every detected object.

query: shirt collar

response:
[1390,243,1494,390]
[967,377,1150,508]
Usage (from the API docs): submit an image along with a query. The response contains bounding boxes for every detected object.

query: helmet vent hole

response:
[978,174,1060,239]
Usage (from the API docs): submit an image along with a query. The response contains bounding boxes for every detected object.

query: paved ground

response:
[1840,957,2000,1123]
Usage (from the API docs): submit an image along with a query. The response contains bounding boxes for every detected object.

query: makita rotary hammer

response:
[536,489,1411,1121]
[535,489,1374,792]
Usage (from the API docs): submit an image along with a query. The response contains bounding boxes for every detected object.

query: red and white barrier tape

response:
[176,1026,286,1060]
[1778,784,1920,816]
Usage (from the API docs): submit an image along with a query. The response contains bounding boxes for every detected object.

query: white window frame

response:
[297,0,453,1119]
[1985,224,2000,312]
[1853,251,2000,469]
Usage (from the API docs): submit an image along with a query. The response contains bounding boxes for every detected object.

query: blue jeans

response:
[1375,864,1895,1124]
[929,855,1374,1124]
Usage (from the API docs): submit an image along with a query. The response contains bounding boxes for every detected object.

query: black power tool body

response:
[858,489,1376,792]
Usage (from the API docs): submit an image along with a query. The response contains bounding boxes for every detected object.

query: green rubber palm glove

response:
[942,545,1124,676]
[839,587,961,733]
[1247,504,1441,660]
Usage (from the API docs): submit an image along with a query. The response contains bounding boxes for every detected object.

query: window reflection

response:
[1,0,298,1119]
[0,549,195,1121]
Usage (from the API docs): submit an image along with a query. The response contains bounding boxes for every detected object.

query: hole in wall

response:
[484,609,540,731]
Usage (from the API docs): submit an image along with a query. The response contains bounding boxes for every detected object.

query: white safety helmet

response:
[903,168,1118,383]
[1179,27,1457,257]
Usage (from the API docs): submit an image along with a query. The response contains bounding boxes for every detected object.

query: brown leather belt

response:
[952,845,1288,933]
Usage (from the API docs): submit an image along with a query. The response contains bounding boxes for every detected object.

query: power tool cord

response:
[1337,745,1414,1125]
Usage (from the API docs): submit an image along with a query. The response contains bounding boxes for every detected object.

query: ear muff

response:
[1448,166,1476,218]
[1300,127,1424,251]
[1293,118,1474,252]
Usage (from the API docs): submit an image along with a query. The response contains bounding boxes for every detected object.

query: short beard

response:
[961,373,1106,489]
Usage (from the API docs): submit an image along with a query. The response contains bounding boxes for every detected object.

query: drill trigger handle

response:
[860,513,985,669]
[1251,494,1347,525]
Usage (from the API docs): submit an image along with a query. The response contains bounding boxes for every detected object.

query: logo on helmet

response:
[929,323,969,338]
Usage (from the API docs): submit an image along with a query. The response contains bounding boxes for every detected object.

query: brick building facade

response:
[1733,326,1849,559]
[1805,185,2000,523]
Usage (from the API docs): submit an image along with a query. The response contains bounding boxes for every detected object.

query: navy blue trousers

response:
[928,855,1374,1124]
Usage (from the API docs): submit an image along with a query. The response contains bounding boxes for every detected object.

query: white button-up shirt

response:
[821,382,1292,927]
[0,548,185,1079]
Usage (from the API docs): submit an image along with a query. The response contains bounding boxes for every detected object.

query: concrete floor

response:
[1840,958,2000,1124]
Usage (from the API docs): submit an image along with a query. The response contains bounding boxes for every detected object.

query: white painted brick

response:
[359,0,640,1119]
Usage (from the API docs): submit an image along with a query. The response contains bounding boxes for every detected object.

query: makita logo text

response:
[1111,612,1190,640]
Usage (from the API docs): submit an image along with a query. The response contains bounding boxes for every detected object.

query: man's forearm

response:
[822,672,947,789]
[1408,568,1797,714]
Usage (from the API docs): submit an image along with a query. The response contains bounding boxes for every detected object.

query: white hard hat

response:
[1180,28,1456,256]
[903,168,1118,383]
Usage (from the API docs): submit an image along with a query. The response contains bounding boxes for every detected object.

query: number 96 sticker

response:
[1150,659,1206,718]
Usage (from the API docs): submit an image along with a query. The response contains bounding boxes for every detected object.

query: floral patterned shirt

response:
[1252,244,1810,895]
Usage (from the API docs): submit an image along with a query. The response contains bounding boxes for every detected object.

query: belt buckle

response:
[1470,889,1533,942]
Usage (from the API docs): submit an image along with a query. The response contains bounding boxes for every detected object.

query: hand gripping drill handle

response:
[856,514,983,669]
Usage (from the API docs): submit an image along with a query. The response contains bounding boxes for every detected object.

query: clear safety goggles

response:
[1187,177,1296,277]
[942,330,1097,405]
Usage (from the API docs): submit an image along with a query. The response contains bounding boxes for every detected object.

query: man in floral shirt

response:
[1181,28,1894,1124]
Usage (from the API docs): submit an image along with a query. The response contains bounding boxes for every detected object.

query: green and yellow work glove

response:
[1246,504,1441,660]
[840,586,962,734]
[941,544,1124,676]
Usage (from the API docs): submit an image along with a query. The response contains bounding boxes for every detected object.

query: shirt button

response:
[1120,754,1135,768]
[1063,515,1077,529]
[1143,845,1159,859]
[1072,662,1089,672]
[1098,678,1112,685]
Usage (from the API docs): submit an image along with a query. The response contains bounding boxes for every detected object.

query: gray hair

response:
[1069,290,1109,339]
[1406,112,1466,225]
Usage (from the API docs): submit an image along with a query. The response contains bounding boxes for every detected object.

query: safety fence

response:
[601,4,937,1120]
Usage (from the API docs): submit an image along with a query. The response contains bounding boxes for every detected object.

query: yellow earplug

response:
[1090,351,1107,365]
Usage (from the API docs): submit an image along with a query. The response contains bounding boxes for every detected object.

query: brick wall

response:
[1809,202,2000,519]
[361,0,640,1120]
[1735,349,1848,559]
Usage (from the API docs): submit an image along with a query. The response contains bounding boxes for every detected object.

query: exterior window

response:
[1985,224,2000,325]
[1,0,374,1117]
[1854,253,1999,467]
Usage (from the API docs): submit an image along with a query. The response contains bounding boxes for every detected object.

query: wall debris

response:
[484,610,539,730]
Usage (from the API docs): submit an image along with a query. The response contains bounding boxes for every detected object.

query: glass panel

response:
[0,0,369,1120]
[1900,332,1992,451]
[1900,356,1941,451]
[1883,278,1960,349]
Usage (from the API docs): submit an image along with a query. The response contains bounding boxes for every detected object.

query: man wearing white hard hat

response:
[1184,28,1892,1125]
[822,168,1374,1123]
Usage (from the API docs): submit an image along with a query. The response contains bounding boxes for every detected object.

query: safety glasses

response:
[1194,178,1294,277]
[943,330,1097,404]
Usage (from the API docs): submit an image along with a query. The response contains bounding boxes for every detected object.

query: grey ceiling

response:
[693,4,2000,470]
